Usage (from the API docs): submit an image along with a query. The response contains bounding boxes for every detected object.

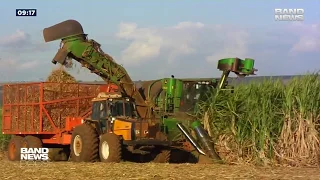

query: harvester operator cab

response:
[179,80,216,112]
[91,92,138,133]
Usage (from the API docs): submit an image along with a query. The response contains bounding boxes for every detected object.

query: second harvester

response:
[42,20,258,163]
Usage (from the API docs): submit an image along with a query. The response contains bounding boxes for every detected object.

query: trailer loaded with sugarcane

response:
[2,19,257,163]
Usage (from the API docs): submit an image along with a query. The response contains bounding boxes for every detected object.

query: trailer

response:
[1,82,117,160]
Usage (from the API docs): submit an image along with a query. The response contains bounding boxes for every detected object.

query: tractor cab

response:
[91,92,138,133]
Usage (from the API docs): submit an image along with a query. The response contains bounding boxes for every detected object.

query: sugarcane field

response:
[1,1,320,179]
[2,71,320,179]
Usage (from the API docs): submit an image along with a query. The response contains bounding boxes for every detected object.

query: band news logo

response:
[19,148,50,167]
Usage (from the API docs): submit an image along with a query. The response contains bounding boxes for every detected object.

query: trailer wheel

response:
[152,149,171,163]
[7,136,24,161]
[71,124,99,162]
[99,133,122,163]
[22,136,43,148]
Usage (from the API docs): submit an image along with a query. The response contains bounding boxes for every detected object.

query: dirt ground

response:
[0,153,320,180]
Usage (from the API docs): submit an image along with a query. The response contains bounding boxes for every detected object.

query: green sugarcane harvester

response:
[43,20,257,163]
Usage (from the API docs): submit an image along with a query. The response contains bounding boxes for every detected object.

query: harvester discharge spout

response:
[43,19,150,119]
[191,120,221,161]
[177,121,222,162]
[43,20,85,43]
[176,123,206,155]
[217,57,258,89]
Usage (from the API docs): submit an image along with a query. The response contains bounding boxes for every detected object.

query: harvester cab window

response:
[196,84,212,102]
[186,83,197,101]
[179,83,196,112]
[179,82,213,112]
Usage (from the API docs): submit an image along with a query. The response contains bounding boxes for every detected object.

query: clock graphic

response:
[16,9,37,16]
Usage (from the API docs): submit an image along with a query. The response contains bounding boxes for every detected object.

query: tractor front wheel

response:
[7,136,24,161]
[99,133,122,163]
[70,124,99,162]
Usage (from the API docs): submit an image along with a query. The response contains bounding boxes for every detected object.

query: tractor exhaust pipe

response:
[177,123,206,155]
[191,120,222,161]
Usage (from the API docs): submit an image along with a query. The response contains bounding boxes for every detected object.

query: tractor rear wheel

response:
[70,124,99,162]
[22,136,43,148]
[99,133,122,163]
[7,136,24,161]
[152,149,171,163]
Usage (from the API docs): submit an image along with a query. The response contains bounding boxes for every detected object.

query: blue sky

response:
[0,0,319,82]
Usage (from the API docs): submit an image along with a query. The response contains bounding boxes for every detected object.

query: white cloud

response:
[116,22,207,65]
[116,23,164,64]
[114,21,320,79]
[0,30,31,48]
[116,22,320,66]
[18,60,40,69]
[0,58,16,67]
[0,30,51,80]
[116,22,262,66]
[173,22,205,29]
[290,23,320,53]
[0,58,40,71]
[0,30,51,52]
[205,31,249,63]
[291,36,319,53]
[0,21,319,82]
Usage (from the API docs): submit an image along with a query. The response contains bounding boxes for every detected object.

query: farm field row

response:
[0,156,319,180]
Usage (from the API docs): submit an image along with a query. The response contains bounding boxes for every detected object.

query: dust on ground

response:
[0,156,319,180]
